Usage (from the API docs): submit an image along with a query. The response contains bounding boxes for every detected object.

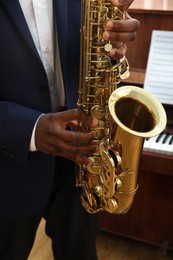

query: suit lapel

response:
[1,0,69,72]
[1,0,41,62]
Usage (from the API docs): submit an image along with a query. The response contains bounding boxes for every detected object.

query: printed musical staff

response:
[144,30,173,105]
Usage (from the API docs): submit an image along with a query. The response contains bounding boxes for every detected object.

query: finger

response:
[108,43,127,60]
[66,120,80,130]
[61,129,97,145]
[69,146,98,165]
[75,155,95,166]
[66,118,98,129]
[103,30,137,43]
[53,140,98,165]
[105,19,140,33]
[56,109,95,126]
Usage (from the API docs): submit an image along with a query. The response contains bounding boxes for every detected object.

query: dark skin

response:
[103,0,140,59]
[35,0,140,166]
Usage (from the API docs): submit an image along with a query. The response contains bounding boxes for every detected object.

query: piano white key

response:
[150,135,162,153]
[143,135,159,152]
[151,133,167,154]
[156,133,167,154]
[143,138,150,151]
[164,134,173,156]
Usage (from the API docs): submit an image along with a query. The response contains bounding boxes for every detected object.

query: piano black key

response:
[156,133,164,143]
[163,133,171,143]
[169,135,173,145]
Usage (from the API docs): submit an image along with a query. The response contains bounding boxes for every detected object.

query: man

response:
[0,0,140,259]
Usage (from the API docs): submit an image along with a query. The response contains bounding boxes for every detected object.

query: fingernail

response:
[106,21,113,30]
[91,131,96,138]
[87,157,94,167]
[103,31,110,40]
[94,146,99,153]
[87,161,93,167]
[92,118,98,126]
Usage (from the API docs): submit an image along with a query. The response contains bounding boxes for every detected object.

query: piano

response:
[143,131,173,156]
[98,0,173,252]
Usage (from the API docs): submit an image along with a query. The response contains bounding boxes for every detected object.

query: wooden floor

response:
[28,219,173,260]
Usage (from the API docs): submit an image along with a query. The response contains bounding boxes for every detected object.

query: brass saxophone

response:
[76,0,167,214]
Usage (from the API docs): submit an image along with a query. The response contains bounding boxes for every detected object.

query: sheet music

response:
[144,30,173,105]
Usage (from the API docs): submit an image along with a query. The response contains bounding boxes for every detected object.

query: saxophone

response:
[76,0,167,214]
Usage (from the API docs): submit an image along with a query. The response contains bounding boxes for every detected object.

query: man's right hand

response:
[35,109,98,166]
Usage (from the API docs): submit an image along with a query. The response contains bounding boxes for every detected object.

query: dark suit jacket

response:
[0,0,81,216]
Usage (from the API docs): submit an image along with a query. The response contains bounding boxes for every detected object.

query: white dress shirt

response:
[19,0,54,91]
[18,0,65,150]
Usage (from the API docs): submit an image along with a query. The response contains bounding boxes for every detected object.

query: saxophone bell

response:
[107,85,167,213]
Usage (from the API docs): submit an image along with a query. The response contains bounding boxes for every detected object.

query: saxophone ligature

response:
[76,0,167,214]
